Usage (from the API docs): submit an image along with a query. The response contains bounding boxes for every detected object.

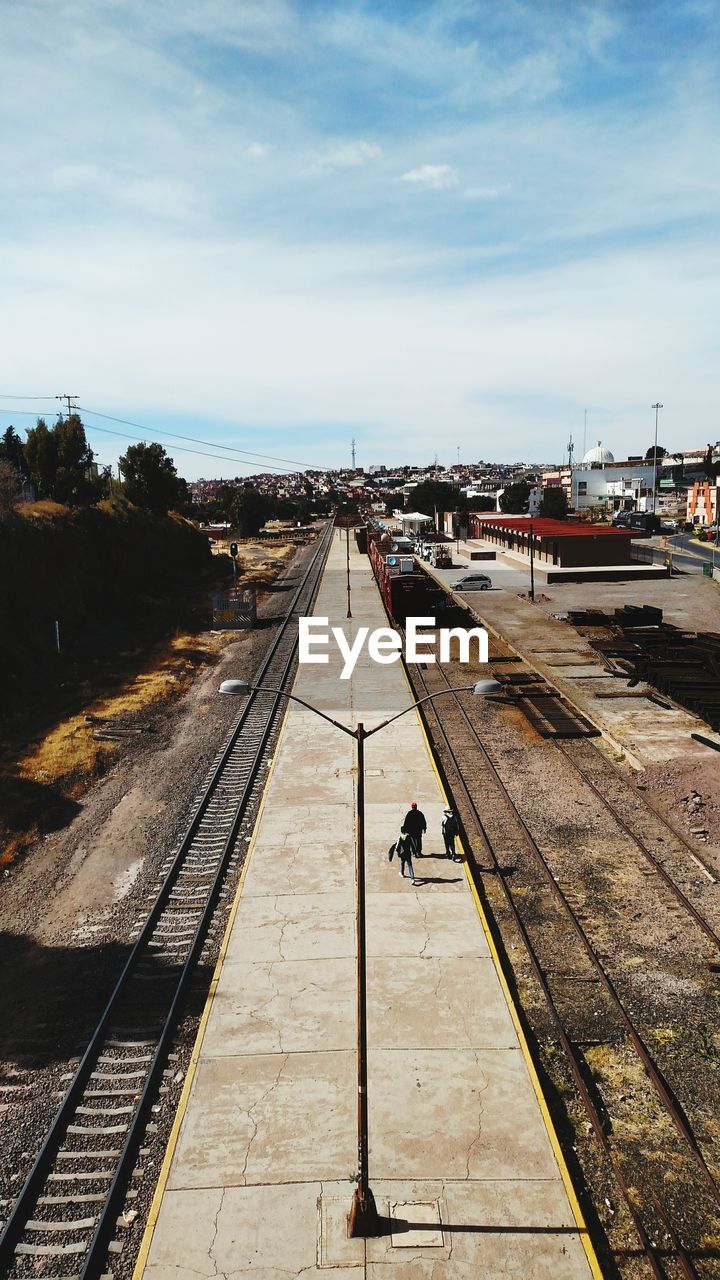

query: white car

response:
[451,573,492,591]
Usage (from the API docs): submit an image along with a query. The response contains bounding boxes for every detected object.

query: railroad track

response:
[404,651,720,1279]
[0,522,334,1280]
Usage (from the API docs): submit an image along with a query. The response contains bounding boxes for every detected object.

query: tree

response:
[232,487,274,535]
[703,444,720,480]
[119,442,184,515]
[408,480,462,517]
[24,414,101,504]
[499,481,531,513]
[645,444,667,460]
[0,461,22,519]
[53,415,98,504]
[24,418,57,498]
[0,426,28,478]
[468,495,495,512]
[539,487,568,518]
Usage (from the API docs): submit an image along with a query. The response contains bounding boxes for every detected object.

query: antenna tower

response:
[351,438,356,469]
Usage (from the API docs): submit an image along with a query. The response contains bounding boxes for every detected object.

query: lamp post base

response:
[348,1187,381,1238]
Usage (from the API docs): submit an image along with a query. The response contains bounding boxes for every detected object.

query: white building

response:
[571,442,663,512]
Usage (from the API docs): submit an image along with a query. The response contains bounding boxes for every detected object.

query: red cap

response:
[411,802,417,808]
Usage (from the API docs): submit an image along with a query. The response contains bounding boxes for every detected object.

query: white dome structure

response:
[581,440,615,465]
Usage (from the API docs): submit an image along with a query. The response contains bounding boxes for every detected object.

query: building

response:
[687,480,719,527]
[464,512,666,582]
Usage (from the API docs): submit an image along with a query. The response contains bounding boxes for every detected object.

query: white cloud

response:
[307,140,381,172]
[400,164,458,190]
[464,183,511,200]
[244,142,268,158]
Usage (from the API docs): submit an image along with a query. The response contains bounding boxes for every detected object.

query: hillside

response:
[0,498,214,699]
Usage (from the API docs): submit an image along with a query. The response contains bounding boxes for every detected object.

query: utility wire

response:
[0,402,326,473]
[78,421,304,474]
[77,404,321,470]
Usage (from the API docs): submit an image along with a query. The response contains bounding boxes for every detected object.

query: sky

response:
[1,0,719,479]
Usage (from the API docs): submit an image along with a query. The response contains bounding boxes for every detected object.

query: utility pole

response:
[529,520,535,603]
[583,409,587,458]
[56,393,79,422]
[651,403,663,514]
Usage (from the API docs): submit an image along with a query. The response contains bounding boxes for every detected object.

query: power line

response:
[0,407,305,473]
[77,404,321,470]
[0,400,328,474]
[0,394,57,401]
[78,421,304,473]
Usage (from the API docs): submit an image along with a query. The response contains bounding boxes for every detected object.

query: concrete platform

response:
[426,557,720,766]
[134,531,599,1280]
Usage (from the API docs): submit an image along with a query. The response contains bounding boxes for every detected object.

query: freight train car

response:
[368,531,446,624]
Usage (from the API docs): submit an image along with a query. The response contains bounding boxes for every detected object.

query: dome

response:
[581,440,614,465]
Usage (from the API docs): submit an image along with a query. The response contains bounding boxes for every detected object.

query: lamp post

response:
[219,676,497,1235]
[651,402,663,514]
[528,520,535,603]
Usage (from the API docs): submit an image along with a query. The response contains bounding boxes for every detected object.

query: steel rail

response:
[0,522,333,1279]
[402,659,676,1280]
[416,657,720,1212]
[556,741,720,952]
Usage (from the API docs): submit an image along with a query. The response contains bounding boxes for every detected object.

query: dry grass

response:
[0,631,224,868]
[0,533,301,870]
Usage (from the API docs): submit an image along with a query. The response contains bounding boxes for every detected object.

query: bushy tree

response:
[119,442,184,515]
[24,415,102,504]
[408,480,461,517]
[469,495,495,512]
[499,481,531,513]
[0,461,22,519]
[0,427,28,478]
[539,487,568,518]
[232,487,274,534]
[645,444,667,460]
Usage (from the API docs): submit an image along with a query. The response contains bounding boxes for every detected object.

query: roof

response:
[582,441,615,464]
[469,513,635,538]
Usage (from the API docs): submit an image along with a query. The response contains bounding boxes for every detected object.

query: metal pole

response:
[529,521,535,602]
[348,723,379,1237]
[651,403,663,514]
[346,526,352,619]
[55,620,61,654]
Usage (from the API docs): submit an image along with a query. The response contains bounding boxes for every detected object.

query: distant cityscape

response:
[189,441,720,527]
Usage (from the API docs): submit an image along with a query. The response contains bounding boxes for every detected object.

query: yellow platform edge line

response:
[402,663,603,1280]
[131,702,293,1280]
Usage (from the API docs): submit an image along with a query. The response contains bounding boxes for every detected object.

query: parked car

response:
[696,524,719,542]
[451,572,492,591]
[660,519,679,532]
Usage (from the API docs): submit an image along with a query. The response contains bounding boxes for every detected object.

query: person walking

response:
[395,830,419,885]
[402,801,427,856]
[441,807,459,859]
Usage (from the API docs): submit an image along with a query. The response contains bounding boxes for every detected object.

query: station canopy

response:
[401,511,434,528]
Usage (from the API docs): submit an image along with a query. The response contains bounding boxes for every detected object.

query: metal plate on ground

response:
[517,692,601,739]
[389,1201,444,1248]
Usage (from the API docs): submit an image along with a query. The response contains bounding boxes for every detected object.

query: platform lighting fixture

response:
[218,676,496,1235]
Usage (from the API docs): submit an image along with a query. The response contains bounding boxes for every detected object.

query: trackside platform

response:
[134,532,599,1279]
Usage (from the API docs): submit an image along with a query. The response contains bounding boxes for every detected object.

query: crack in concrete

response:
[238,1054,289,1185]
[415,890,432,959]
[464,1053,488,1180]
[206,1186,226,1278]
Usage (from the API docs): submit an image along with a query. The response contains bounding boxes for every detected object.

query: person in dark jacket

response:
[402,801,427,856]
[441,807,459,859]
